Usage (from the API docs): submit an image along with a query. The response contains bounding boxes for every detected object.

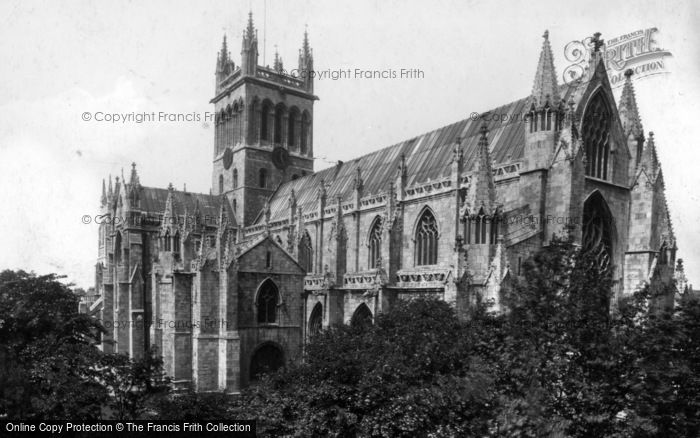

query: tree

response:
[0,270,108,419]
[231,298,495,437]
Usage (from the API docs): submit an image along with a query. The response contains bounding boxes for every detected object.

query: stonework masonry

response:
[93,17,677,392]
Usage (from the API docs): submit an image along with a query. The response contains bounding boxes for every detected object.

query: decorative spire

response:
[618,69,644,140]
[129,162,140,187]
[221,34,229,65]
[466,123,497,214]
[101,179,107,205]
[530,30,560,109]
[354,167,363,191]
[640,131,659,178]
[108,175,113,199]
[302,26,311,60]
[246,11,255,41]
[273,46,283,72]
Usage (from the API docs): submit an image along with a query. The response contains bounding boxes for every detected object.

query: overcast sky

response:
[1,0,698,289]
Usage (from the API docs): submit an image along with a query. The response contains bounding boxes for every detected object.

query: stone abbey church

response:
[93,14,677,392]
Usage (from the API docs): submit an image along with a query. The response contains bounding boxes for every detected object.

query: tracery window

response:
[583,92,612,180]
[257,280,279,324]
[368,217,382,269]
[309,303,322,336]
[415,209,438,266]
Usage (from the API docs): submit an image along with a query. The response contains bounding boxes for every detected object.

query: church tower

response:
[211,12,317,227]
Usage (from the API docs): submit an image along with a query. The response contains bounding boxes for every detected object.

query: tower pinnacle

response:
[531,29,560,109]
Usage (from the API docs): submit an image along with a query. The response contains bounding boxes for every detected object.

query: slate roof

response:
[137,187,234,226]
[259,85,576,224]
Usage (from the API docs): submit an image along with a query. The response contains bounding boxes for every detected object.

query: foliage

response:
[0,270,168,421]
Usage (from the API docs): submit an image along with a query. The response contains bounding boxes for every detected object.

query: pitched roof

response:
[259,86,577,225]
[137,186,233,226]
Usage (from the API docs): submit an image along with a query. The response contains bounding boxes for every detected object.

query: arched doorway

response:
[350,303,373,328]
[249,343,284,382]
[582,191,615,273]
[308,303,323,336]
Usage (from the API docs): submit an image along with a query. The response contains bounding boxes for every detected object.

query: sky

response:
[0,0,698,289]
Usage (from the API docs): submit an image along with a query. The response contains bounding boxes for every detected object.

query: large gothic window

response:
[274,104,285,144]
[582,192,614,273]
[368,217,382,269]
[300,111,310,155]
[583,92,612,180]
[250,343,284,381]
[490,212,500,245]
[299,231,313,273]
[309,303,322,336]
[351,303,373,328]
[288,107,299,149]
[256,280,279,324]
[260,100,273,141]
[415,209,439,266]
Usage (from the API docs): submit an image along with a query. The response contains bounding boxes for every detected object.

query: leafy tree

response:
[0,270,107,419]
[231,298,495,437]
[98,348,171,421]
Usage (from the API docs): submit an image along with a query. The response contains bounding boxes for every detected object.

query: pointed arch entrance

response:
[350,303,373,328]
[582,191,615,273]
[249,343,285,381]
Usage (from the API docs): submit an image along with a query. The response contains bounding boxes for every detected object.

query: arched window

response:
[232,102,239,145]
[219,174,224,194]
[249,97,260,143]
[259,168,267,188]
[274,104,285,144]
[415,209,439,265]
[473,209,486,244]
[490,212,500,245]
[583,91,612,180]
[233,168,238,189]
[233,199,237,213]
[368,217,382,269]
[582,191,615,273]
[351,303,373,328]
[464,211,472,244]
[115,232,123,264]
[265,250,272,268]
[300,111,310,155]
[250,343,284,381]
[659,243,669,265]
[299,231,313,272]
[309,303,322,336]
[163,230,171,252]
[173,232,180,254]
[256,280,279,324]
[288,107,299,148]
[260,100,273,141]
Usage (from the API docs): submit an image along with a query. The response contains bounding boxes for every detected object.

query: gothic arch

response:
[413,206,439,266]
[367,216,383,269]
[582,190,616,273]
[249,342,285,382]
[255,278,280,324]
[582,89,613,180]
[288,106,300,150]
[351,303,373,328]
[249,96,260,143]
[308,302,323,336]
[260,99,274,142]
[298,230,313,273]
[274,103,287,144]
[300,110,311,155]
